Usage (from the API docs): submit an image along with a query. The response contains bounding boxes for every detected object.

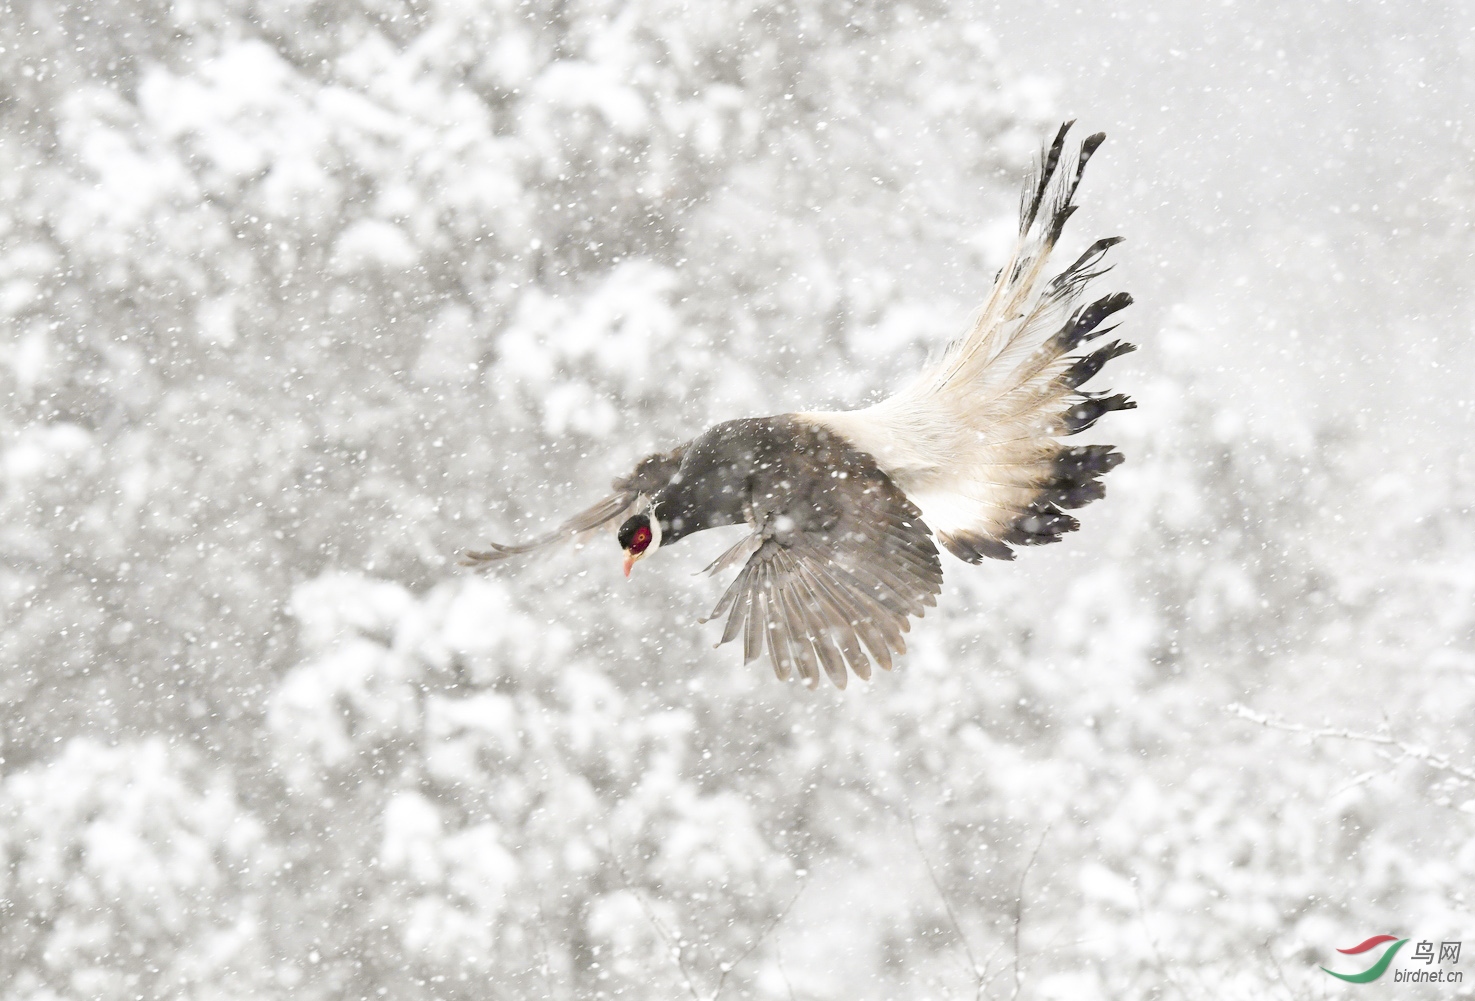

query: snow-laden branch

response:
[1228,703,1475,787]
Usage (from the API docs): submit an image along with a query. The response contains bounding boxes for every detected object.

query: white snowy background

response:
[1,1,1473,999]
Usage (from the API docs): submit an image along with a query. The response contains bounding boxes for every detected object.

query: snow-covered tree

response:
[3,1,1474,999]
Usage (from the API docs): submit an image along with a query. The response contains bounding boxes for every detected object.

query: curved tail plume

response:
[803,122,1136,562]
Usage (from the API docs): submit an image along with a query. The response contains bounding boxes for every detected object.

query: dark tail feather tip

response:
[1058,392,1137,435]
[1002,504,1080,546]
[1022,121,1075,232]
[1063,339,1137,389]
[1057,292,1135,351]
[1054,444,1125,476]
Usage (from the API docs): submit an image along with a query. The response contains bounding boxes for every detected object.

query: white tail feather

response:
[801,123,1134,560]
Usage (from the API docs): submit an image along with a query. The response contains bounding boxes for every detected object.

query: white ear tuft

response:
[647,503,663,551]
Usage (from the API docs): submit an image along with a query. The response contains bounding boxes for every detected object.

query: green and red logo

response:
[1322,935,1409,983]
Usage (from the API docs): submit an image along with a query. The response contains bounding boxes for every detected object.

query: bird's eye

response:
[629,526,652,554]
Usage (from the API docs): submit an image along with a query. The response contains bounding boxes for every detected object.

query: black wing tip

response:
[1058,442,1126,471]
[1048,120,1077,156]
[948,440,1129,557]
[1061,338,1138,391]
[1049,237,1127,297]
[1077,131,1107,171]
[1057,392,1137,435]
[1036,444,1126,511]
[1052,291,1135,354]
[1001,503,1080,547]
[1021,121,1077,233]
[1021,122,1109,245]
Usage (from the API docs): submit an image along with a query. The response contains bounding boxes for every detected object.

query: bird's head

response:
[617,510,661,578]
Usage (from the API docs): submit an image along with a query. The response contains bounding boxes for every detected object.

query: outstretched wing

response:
[801,122,1134,565]
[461,445,687,566]
[906,122,1134,562]
[702,423,943,690]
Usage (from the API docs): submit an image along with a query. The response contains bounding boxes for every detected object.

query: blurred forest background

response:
[2,0,1474,998]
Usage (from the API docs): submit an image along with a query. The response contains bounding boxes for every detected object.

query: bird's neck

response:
[653,475,750,547]
[651,415,804,547]
[651,494,707,547]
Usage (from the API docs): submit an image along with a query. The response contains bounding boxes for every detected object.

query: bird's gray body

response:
[653,416,890,546]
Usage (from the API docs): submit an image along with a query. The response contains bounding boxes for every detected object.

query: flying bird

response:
[465,122,1136,689]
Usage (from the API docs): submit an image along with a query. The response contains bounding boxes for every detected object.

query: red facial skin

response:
[622,526,653,578]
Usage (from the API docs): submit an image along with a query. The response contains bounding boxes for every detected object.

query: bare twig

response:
[1132,882,1210,1001]
[905,809,986,998]
[1009,826,1050,1001]
[776,949,799,1001]
[532,898,559,1000]
[607,843,803,1001]
[709,881,806,1000]
[609,857,703,1001]
[1328,768,1383,798]
[1262,936,1316,1001]
[1229,704,1475,785]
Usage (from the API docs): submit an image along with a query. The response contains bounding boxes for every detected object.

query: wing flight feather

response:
[705,432,943,688]
[461,445,686,566]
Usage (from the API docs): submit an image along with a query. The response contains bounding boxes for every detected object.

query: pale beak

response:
[623,553,635,579]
